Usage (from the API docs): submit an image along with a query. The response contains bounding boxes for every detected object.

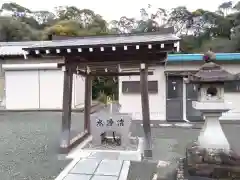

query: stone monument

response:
[90,97,132,147]
[178,51,240,180]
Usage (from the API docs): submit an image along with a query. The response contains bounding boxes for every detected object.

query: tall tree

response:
[1,2,31,15]
[168,6,193,35]
[55,6,81,21]
[0,16,40,41]
[109,17,137,33]
[135,4,167,32]
[32,11,56,25]
[218,1,233,16]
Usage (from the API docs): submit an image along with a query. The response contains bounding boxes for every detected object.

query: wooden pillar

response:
[84,75,92,133]
[140,63,152,158]
[60,65,73,150]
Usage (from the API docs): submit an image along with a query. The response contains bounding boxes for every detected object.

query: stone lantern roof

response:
[187,62,236,83]
[186,50,237,83]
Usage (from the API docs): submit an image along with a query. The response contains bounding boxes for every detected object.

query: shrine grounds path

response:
[1,111,240,180]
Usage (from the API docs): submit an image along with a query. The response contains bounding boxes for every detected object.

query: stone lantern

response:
[187,61,236,151]
[179,52,240,179]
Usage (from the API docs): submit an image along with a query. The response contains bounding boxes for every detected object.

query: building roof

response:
[0,41,39,46]
[24,33,180,50]
[20,31,180,70]
[2,63,58,71]
[0,29,180,60]
[1,39,240,62]
[167,53,240,61]
[0,46,28,56]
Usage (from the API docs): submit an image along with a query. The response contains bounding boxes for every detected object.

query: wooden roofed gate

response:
[24,27,180,158]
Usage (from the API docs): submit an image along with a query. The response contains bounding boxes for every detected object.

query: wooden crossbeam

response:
[87,71,154,77]
[75,70,154,77]
[58,63,154,76]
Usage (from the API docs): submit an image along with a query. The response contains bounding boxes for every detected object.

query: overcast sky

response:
[0,0,236,21]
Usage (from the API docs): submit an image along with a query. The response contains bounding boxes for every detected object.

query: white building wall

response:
[119,67,166,120]
[5,70,39,109]
[4,64,85,110]
[72,74,85,109]
[119,63,240,121]
[39,70,64,109]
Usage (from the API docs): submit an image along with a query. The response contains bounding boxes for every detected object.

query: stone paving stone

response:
[67,150,93,159]
[118,161,131,180]
[91,175,118,180]
[88,151,120,160]
[63,174,92,180]
[70,158,101,174]
[127,161,158,180]
[117,152,140,161]
[95,159,123,176]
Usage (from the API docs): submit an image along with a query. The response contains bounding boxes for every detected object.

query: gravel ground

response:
[0,104,115,180]
[0,112,85,180]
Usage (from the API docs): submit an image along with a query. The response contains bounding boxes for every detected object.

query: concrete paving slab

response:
[91,175,118,180]
[127,161,158,180]
[63,174,92,180]
[117,152,140,161]
[70,159,101,174]
[95,159,123,176]
[88,151,120,160]
[118,161,131,180]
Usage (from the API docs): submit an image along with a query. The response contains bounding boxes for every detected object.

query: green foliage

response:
[1,2,31,13]
[0,16,40,41]
[96,92,108,104]
[195,38,238,53]
[92,77,118,100]
[44,20,83,36]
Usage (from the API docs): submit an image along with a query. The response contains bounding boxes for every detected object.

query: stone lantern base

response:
[193,101,231,151]
[177,101,240,180]
[181,143,240,179]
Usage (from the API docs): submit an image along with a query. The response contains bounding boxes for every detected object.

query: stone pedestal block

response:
[90,112,131,147]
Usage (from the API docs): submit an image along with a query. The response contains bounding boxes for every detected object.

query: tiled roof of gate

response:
[1,40,240,61]
[24,33,180,49]
[0,31,180,55]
